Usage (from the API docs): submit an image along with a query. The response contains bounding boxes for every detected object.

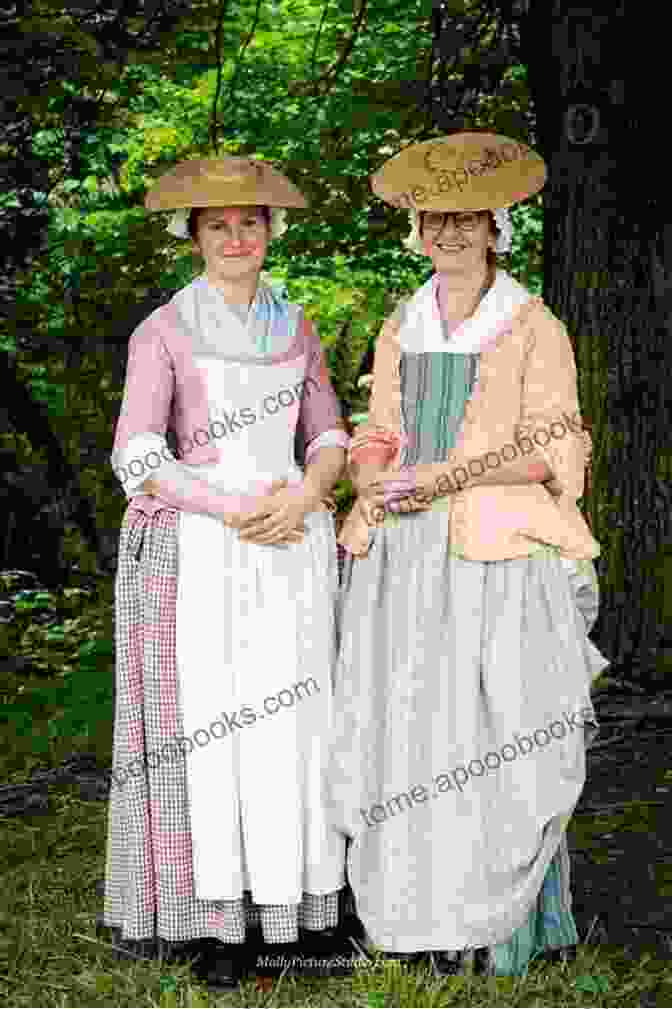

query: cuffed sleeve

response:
[296,315,349,461]
[349,426,406,468]
[113,432,268,519]
[348,310,405,469]
[515,303,588,501]
[113,431,174,497]
[304,428,350,465]
[111,313,175,479]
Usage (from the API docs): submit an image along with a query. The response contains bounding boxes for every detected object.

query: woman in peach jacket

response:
[327,134,609,976]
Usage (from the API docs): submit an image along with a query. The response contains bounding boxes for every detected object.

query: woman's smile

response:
[217,249,256,259]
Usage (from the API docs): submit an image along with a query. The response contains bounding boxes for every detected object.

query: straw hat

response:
[371,132,546,212]
[145,156,309,211]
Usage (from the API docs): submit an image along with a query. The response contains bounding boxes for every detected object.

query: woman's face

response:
[420,210,495,276]
[191,206,270,284]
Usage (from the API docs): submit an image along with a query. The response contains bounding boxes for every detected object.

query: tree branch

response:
[311,0,368,96]
[211,0,263,144]
[310,0,331,81]
[209,0,231,153]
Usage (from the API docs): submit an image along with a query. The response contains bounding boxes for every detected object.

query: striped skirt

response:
[327,509,609,970]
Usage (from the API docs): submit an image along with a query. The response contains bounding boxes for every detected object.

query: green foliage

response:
[25,366,66,415]
[4,0,544,566]
[508,196,543,294]
[0,582,115,773]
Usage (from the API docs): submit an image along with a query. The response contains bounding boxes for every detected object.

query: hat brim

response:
[371,133,546,211]
[145,158,309,211]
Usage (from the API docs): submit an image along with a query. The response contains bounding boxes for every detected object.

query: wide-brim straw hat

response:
[371,132,546,212]
[145,156,309,211]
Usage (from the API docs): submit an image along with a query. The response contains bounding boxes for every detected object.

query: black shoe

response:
[428,947,493,977]
[300,926,357,954]
[540,944,577,965]
[296,928,361,976]
[428,950,463,977]
[190,940,244,989]
[253,941,301,978]
[473,947,494,975]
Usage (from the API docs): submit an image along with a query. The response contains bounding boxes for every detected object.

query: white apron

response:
[174,287,345,904]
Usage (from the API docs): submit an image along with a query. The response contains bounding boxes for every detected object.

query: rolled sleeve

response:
[297,315,348,459]
[110,314,175,487]
[516,304,588,501]
[113,431,175,498]
[305,428,350,465]
[348,311,405,469]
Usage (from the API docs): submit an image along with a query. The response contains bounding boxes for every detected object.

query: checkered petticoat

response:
[103,506,339,943]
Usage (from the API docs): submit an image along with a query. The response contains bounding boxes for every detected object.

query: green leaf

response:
[573,974,611,994]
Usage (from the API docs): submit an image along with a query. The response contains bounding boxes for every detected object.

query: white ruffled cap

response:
[166,207,288,240]
[403,207,513,255]
[401,212,424,255]
[492,207,512,253]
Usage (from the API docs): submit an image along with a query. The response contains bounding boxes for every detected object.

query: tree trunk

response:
[0,352,106,578]
[523,0,672,685]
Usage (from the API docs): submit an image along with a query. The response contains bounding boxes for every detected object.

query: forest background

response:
[3,0,547,578]
[1,0,671,1005]
[3,0,669,687]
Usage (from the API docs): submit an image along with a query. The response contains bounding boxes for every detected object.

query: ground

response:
[2,681,670,962]
[568,684,672,961]
[1,567,671,1005]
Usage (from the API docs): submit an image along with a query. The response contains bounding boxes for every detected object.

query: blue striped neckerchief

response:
[196,273,295,355]
[252,273,292,354]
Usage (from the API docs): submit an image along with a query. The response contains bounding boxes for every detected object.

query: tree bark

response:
[523,0,672,684]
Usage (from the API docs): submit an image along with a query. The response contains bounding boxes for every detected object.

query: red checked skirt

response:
[103,506,339,942]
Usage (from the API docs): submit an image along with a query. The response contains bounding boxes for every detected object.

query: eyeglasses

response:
[421,211,483,235]
[206,216,267,231]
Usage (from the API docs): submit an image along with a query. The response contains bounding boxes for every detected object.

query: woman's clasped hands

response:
[353,465,440,525]
[233,478,322,546]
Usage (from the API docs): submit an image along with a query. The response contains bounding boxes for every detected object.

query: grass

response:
[1,578,671,1007]
[1,795,670,1009]
[1,802,670,1009]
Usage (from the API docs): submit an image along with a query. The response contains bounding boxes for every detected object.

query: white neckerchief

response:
[173,274,295,356]
[398,269,532,354]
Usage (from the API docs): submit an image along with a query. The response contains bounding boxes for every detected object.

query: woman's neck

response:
[204,270,260,308]
[437,262,495,322]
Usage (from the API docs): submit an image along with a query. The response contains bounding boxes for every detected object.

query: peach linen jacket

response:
[337,294,601,561]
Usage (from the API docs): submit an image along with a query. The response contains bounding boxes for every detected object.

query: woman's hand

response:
[356,482,388,525]
[236,482,321,546]
[356,467,437,523]
[349,461,383,496]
